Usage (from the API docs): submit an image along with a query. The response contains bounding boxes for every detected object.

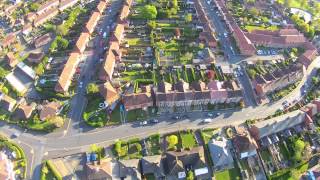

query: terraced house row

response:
[22,0,81,35]
[55,0,109,93]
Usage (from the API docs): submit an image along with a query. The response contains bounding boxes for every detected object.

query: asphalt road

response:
[1,0,320,178]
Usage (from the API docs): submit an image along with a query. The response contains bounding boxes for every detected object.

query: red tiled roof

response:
[27,52,45,64]
[55,53,80,92]
[123,93,153,111]
[85,11,101,34]
[34,33,52,48]
[119,5,130,22]
[96,0,107,14]
[1,33,16,47]
[6,52,18,68]
[75,32,90,53]
[39,101,61,120]
[59,0,78,11]
[37,0,59,15]
[111,24,124,43]
[22,23,33,35]
[99,82,120,105]
[34,8,59,27]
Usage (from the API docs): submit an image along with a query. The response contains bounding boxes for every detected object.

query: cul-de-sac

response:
[0,0,320,179]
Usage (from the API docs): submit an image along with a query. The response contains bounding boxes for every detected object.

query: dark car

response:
[171,116,181,120]
[149,119,159,124]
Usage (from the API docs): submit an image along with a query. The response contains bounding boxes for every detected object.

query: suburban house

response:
[55,52,80,93]
[252,63,304,98]
[85,11,101,34]
[298,42,318,67]
[99,41,120,81]
[36,0,59,15]
[96,0,107,14]
[208,137,234,171]
[164,146,209,179]
[74,32,90,54]
[86,159,113,180]
[59,0,79,12]
[22,23,33,35]
[34,8,59,27]
[110,24,125,44]
[122,92,153,111]
[0,93,17,112]
[155,80,243,113]
[39,101,61,121]
[99,82,120,107]
[0,152,15,180]
[14,102,36,120]
[233,127,258,159]
[34,33,52,48]
[141,155,165,179]
[55,0,107,93]
[245,28,306,48]
[27,52,45,64]
[1,33,16,48]
[119,159,141,180]
[25,12,36,22]
[6,52,18,68]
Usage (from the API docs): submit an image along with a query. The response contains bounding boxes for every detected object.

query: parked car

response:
[202,118,212,123]
[140,121,148,126]
[171,116,181,120]
[149,119,159,124]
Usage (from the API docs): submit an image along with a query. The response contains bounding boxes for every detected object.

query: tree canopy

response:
[141,5,157,20]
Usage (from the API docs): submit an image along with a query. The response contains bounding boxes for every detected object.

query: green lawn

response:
[215,168,241,180]
[201,128,220,144]
[180,132,197,150]
[83,96,108,127]
[276,0,320,16]
[127,38,146,46]
[146,134,161,155]
[245,25,279,32]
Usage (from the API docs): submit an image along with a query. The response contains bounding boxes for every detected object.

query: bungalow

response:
[59,0,79,12]
[208,137,234,171]
[34,33,52,48]
[27,52,45,64]
[99,82,120,107]
[85,11,101,34]
[39,101,61,121]
[86,159,113,180]
[55,52,80,93]
[34,8,59,27]
[22,23,32,35]
[37,0,59,15]
[164,146,209,179]
[119,159,141,180]
[0,93,16,112]
[74,33,90,54]
[6,52,18,68]
[141,155,165,179]
[14,102,36,120]
[252,63,304,98]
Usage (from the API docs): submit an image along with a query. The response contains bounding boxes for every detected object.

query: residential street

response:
[1,56,319,179]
